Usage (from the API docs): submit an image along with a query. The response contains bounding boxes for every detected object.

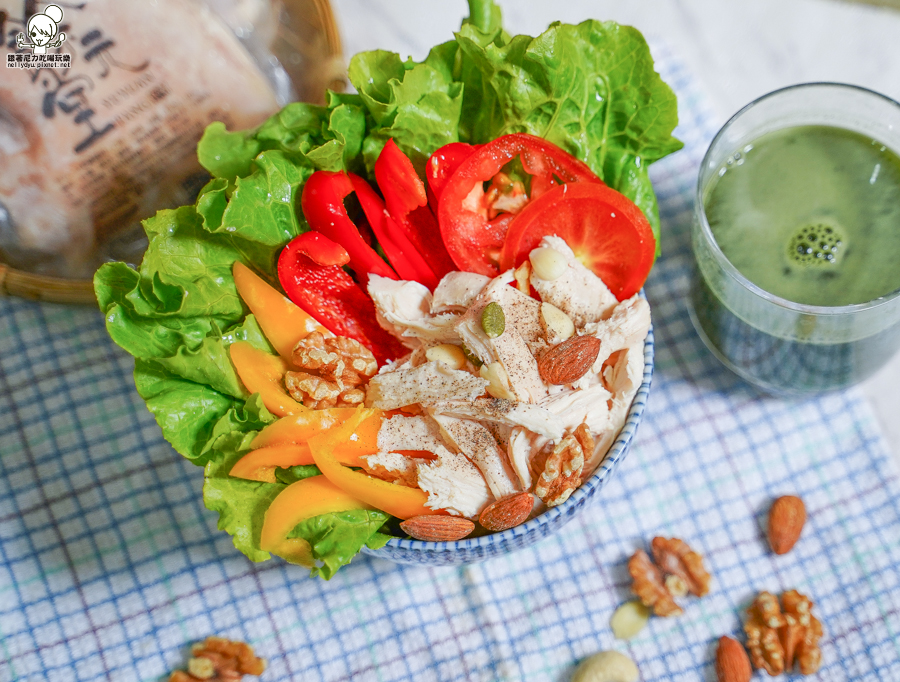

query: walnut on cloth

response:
[627,537,711,617]
[745,590,823,676]
[168,636,266,681]
[285,331,377,408]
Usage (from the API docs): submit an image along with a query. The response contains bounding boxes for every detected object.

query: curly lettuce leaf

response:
[204,393,276,461]
[274,465,322,484]
[133,360,239,461]
[347,9,679,247]
[288,509,391,580]
[198,122,262,180]
[349,51,464,175]
[453,21,682,163]
[152,315,270,400]
[198,102,366,179]
[200,394,279,561]
[204,477,283,562]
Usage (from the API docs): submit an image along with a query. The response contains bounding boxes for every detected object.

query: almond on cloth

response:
[479,492,534,531]
[715,636,752,682]
[400,515,475,542]
[537,335,601,385]
[767,495,806,555]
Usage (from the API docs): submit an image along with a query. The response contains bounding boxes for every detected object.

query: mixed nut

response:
[172,498,819,681]
[587,493,823,682]
[168,637,266,682]
[745,590,823,676]
[767,495,807,555]
[627,536,711,617]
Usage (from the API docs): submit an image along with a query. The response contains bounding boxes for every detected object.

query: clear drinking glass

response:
[689,83,900,395]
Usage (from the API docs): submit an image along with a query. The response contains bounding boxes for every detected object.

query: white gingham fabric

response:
[1,46,899,682]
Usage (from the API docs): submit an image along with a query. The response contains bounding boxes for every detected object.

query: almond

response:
[399,515,474,542]
[537,335,601,385]
[767,495,806,555]
[715,636,752,682]
[478,492,534,531]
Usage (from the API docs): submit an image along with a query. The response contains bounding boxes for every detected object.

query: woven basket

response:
[0,0,344,305]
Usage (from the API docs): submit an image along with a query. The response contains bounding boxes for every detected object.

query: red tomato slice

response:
[499,182,656,301]
[426,142,479,211]
[437,134,604,276]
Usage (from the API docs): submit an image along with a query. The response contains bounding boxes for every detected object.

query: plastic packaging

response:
[0,0,338,279]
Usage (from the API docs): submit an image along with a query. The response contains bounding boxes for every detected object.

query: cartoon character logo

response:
[16,4,67,55]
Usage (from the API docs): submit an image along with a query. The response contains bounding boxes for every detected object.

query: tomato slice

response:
[437,134,603,276]
[499,182,656,301]
[426,142,479,211]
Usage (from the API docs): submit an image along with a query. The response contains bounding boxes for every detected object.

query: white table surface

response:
[331,0,900,462]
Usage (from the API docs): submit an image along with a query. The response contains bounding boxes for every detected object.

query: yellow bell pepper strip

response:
[232,261,332,361]
[229,444,312,483]
[329,410,383,461]
[260,475,372,566]
[249,408,357,450]
[231,435,374,481]
[228,341,306,417]
[308,408,435,519]
[235,408,381,481]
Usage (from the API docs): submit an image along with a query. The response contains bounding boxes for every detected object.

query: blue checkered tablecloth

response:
[2,46,900,682]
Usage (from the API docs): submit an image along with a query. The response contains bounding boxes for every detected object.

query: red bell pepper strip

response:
[349,175,439,289]
[300,171,398,283]
[291,231,351,266]
[277,232,407,365]
[374,139,457,279]
[426,142,480,210]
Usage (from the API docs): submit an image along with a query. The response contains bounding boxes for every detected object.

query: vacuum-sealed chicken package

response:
[0,0,333,280]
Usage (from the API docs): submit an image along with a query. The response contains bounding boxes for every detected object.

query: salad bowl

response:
[364,323,653,566]
[93,0,679,579]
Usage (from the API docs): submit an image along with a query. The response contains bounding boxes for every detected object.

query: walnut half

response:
[534,432,584,507]
[628,549,682,617]
[285,332,376,408]
[627,537,711,617]
[650,537,711,597]
[169,636,266,681]
[745,590,823,676]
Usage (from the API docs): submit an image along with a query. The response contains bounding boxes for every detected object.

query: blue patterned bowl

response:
[362,324,654,566]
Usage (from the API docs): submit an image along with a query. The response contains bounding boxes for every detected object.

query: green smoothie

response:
[691,123,900,393]
[703,125,900,307]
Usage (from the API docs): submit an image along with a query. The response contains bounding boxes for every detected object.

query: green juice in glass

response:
[691,124,900,393]
[706,125,900,306]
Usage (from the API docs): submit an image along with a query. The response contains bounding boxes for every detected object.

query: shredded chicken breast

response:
[362,236,651,516]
